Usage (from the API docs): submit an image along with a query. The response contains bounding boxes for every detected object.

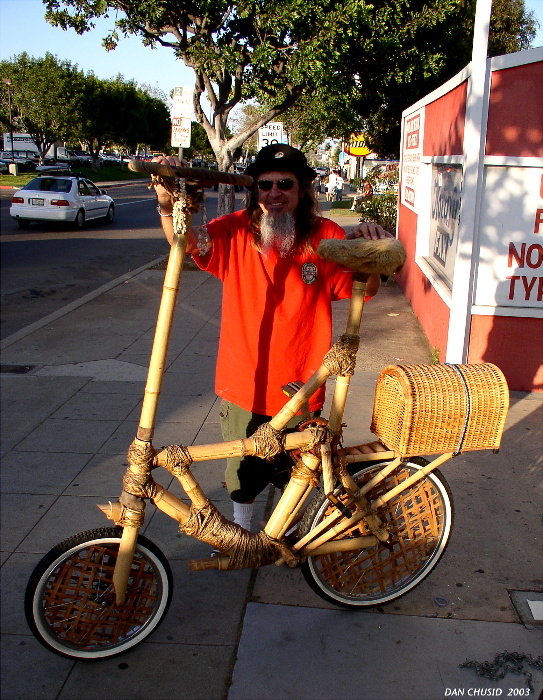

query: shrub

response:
[355,166,398,233]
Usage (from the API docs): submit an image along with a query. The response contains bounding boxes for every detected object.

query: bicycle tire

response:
[24,527,172,660]
[298,458,453,608]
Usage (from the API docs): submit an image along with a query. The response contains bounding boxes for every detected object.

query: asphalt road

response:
[0,180,228,340]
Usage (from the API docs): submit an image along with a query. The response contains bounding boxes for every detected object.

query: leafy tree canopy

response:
[0,52,84,161]
[42,0,538,209]
[43,0,482,212]
[281,0,538,155]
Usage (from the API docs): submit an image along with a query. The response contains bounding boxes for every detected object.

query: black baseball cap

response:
[245,144,317,181]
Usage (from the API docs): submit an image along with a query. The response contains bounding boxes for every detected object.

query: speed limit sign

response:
[258,122,284,150]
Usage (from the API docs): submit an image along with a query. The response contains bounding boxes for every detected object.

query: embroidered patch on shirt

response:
[301,262,317,284]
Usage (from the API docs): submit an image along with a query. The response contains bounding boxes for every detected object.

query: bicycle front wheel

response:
[299,458,453,608]
[25,527,172,660]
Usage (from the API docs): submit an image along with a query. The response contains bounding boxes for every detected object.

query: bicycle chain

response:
[460,651,543,692]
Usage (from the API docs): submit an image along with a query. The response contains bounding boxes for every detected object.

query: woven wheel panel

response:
[370,363,509,457]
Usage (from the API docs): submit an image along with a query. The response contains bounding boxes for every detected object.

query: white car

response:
[10,175,115,229]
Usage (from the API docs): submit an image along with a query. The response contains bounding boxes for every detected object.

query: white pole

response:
[445,0,493,363]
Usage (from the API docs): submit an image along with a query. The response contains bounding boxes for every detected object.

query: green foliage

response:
[0,52,170,170]
[0,52,84,160]
[41,0,538,204]
[355,165,399,233]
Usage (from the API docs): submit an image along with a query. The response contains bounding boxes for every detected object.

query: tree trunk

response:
[215,151,236,217]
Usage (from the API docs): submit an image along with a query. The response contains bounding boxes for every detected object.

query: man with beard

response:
[153,144,392,532]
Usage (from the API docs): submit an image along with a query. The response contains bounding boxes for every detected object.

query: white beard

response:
[260,210,296,258]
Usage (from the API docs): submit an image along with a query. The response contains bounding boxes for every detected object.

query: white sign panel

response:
[427,165,463,289]
[400,108,425,213]
[172,86,194,119]
[171,117,191,148]
[258,122,284,151]
[476,167,543,309]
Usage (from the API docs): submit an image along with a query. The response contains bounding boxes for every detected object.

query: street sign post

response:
[171,86,194,154]
[171,117,192,148]
[257,122,285,150]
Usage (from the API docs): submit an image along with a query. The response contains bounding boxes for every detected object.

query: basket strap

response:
[445,363,471,455]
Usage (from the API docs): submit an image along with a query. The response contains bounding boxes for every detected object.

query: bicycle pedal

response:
[326,492,352,519]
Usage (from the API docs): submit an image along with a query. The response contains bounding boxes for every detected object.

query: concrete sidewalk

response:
[1,220,542,700]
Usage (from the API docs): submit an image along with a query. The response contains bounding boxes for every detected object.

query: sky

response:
[0,0,542,116]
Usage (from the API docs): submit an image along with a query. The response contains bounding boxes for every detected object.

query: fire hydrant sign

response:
[475,167,543,309]
[258,122,284,151]
[171,117,191,148]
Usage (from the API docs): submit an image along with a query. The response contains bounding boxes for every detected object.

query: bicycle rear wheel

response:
[25,527,172,660]
[299,458,453,608]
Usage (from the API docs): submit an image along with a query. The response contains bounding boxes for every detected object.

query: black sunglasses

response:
[257,178,295,192]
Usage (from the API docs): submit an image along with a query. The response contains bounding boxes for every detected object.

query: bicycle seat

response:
[317,237,406,276]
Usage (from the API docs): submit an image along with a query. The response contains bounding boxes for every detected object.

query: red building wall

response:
[468,315,543,391]
[423,82,467,157]
[396,82,467,360]
[396,208,451,361]
[485,61,543,157]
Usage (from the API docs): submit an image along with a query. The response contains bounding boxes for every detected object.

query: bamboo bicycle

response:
[24,163,509,660]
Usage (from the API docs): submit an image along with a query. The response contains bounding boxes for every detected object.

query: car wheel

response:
[105,204,115,223]
[74,209,85,229]
[17,219,31,229]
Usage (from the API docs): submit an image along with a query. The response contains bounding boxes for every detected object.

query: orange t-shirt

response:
[193,210,353,414]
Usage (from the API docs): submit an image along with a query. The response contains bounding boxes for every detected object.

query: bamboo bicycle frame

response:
[107,166,455,603]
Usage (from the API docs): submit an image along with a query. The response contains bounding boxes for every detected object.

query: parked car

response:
[10,174,115,229]
[73,150,92,165]
[0,160,8,174]
[0,152,37,171]
[35,163,72,174]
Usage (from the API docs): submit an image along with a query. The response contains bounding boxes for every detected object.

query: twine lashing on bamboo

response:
[290,459,321,488]
[122,470,162,500]
[116,504,146,528]
[323,334,360,376]
[123,439,158,498]
[163,443,194,477]
[252,422,285,461]
[181,500,294,569]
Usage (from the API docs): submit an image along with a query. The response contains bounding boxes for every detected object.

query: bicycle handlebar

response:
[128,159,254,188]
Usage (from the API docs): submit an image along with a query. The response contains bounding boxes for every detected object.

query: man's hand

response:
[152,155,188,216]
[345,222,394,240]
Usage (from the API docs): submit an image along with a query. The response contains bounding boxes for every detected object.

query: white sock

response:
[233,502,254,531]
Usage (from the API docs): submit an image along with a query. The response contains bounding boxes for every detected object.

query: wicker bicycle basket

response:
[370,363,509,457]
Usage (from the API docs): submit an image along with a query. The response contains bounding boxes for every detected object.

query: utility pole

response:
[2,78,16,172]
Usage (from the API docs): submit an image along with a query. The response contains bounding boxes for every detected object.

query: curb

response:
[0,253,167,350]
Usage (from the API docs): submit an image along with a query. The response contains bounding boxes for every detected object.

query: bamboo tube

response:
[265,453,321,538]
[189,556,229,571]
[327,275,367,434]
[152,488,191,524]
[113,525,139,605]
[269,366,331,430]
[321,443,334,495]
[342,450,396,462]
[357,456,403,496]
[307,535,379,556]
[307,452,454,550]
[137,201,196,441]
[346,275,367,335]
[276,483,314,539]
[328,375,351,435]
[361,452,454,513]
[170,468,208,509]
[153,429,317,466]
